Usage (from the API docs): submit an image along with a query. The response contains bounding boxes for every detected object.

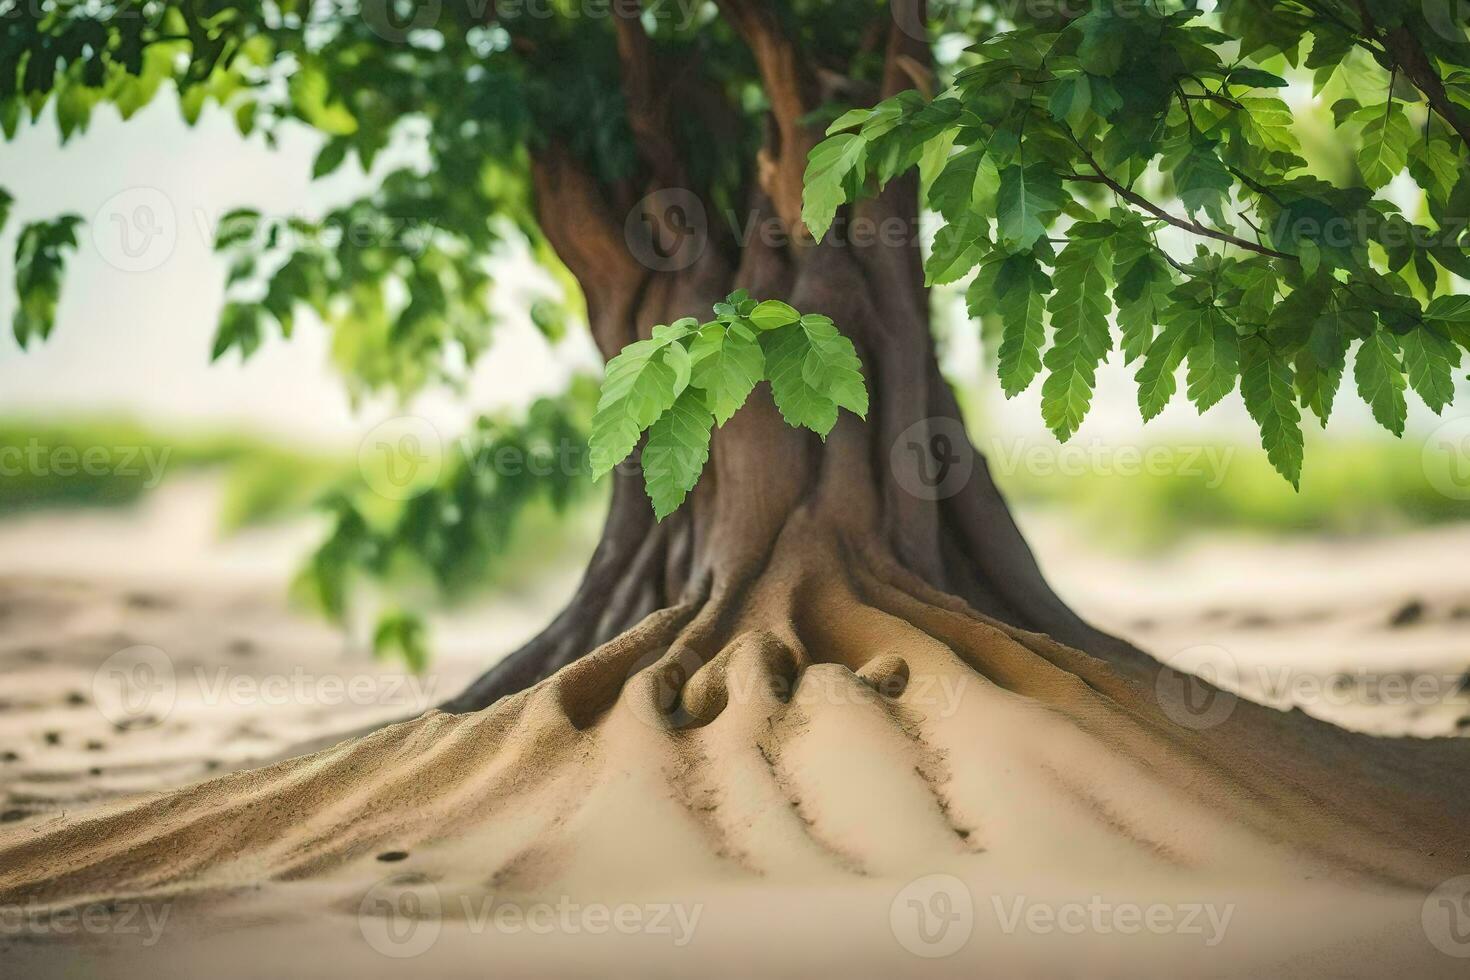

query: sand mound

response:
[3,526,1468,977]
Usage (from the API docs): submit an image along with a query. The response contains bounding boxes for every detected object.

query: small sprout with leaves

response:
[589,292,869,519]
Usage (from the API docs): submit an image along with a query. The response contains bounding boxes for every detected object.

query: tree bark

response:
[437,0,1470,880]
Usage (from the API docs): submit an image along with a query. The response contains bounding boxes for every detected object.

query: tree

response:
[5,0,1470,887]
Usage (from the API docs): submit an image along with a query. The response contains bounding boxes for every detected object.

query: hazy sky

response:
[0,92,1454,454]
[0,95,596,450]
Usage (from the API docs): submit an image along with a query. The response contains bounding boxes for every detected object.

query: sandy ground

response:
[1,479,1469,978]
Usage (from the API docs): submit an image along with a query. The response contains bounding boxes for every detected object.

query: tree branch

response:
[1349,0,1470,147]
[529,141,647,359]
[856,0,930,310]
[612,0,684,186]
[1064,170,1293,260]
[713,0,820,234]
[1381,27,1470,148]
[881,0,932,100]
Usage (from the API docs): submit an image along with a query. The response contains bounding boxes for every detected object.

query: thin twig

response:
[1063,163,1293,261]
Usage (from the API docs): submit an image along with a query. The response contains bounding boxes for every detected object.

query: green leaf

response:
[1409,137,1460,200]
[802,133,867,240]
[312,138,350,179]
[210,302,263,362]
[373,611,429,674]
[662,335,692,396]
[1240,338,1304,488]
[826,107,872,133]
[1040,231,1113,440]
[1113,230,1172,365]
[930,145,999,222]
[1237,96,1302,156]
[918,130,958,191]
[588,333,687,478]
[179,84,207,126]
[290,65,357,135]
[761,315,868,437]
[1185,310,1242,411]
[1227,67,1288,88]
[1425,294,1470,325]
[1357,102,1412,189]
[1049,74,1092,130]
[748,299,800,330]
[1074,7,1129,76]
[234,99,258,137]
[690,325,765,425]
[762,322,838,436]
[1399,326,1459,414]
[1136,312,1198,421]
[1353,331,1409,436]
[1173,137,1233,227]
[996,165,1065,251]
[1294,313,1351,425]
[925,211,989,285]
[972,249,1052,397]
[642,387,715,520]
[799,314,869,418]
[12,215,81,349]
[1298,239,1320,278]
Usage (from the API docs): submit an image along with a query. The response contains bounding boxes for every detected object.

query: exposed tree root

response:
[3,508,1466,912]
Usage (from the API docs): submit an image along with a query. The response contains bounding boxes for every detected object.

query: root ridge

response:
[4,512,1468,911]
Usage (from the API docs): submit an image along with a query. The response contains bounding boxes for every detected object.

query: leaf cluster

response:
[803,1,1470,486]
[589,291,868,518]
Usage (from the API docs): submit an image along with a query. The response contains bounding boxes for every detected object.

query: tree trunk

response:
[4,2,1469,914]
[442,227,1115,715]
[426,196,1470,890]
